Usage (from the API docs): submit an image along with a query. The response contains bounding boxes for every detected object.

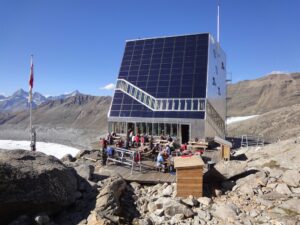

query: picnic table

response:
[187,141,208,154]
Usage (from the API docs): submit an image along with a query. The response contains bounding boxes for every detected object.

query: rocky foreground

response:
[0,138,300,225]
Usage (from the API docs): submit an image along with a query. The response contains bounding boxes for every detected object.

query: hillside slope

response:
[227,104,300,141]
[227,73,300,117]
[0,95,111,148]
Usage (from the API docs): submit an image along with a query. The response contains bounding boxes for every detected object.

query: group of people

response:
[99,131,201,172]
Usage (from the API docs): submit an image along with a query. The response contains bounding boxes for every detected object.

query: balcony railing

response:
[116,79,206,112]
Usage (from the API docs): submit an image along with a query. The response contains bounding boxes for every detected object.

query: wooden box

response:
[174,156,204,198]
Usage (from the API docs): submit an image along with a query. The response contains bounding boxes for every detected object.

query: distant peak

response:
[71,90,81,96]
[13,89,28,96]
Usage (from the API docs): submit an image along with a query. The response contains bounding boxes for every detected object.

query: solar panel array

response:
[110,33,209,119]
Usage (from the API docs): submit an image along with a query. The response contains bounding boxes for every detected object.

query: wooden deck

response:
[94,149,222,184]
[95,160,176,184]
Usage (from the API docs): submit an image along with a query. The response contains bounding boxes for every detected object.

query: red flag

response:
[29,59,34,89]
[28,56,34,103]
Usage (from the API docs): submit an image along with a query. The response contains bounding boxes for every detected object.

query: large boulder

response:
[0,149,78,224]
[213,160,247,180]
[94,176,127,223]
[282,170,300,187]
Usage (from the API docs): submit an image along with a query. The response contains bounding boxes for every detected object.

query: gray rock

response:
[181,195,199,207]
[215,189,222,197]
[96,176,127,216]
[162,185,173,197]
[170,214,184,224]
[154,209,164,216]
[282,170,300,187]
[130,182,141,190]
[249,209,259,218]
[197,197,212,206]
[34,213,50,225]
[137,218,153,225]
[155,197,194,218]
[195,208,212,221]
[214,160,247,179]
[280,199,300,214]
[75,149,90,159]
[60,154,76,162]
[275,183,292,195]
[269,168,283,179]
[74,164,94,181]
[212,203,239,222]
[149,213,165,225]
[148,202,157,213]
[0,150,77,224]
[291,187,300,194]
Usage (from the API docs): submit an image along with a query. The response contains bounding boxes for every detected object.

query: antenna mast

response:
[217,3,220,43]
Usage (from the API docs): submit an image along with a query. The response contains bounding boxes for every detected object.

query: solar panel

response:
[110,33,209,119]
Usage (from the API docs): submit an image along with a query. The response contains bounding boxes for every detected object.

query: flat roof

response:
[174,155,204,168]
[126,32,210,42]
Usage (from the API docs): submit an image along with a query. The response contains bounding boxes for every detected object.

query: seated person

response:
[106,146,115,158]
[180,143,187,151]
[165,144,171,156]
[156,151,165,172]
[167,135,173,142]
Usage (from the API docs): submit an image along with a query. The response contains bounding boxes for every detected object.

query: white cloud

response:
[267,71,289,75]
[100,83,115,91]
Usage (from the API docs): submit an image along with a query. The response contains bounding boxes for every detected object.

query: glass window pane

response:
[147,123,152,135]
[171,124,178,136]
[153,123,158,136]
[193,100,198,110]
[141,123,146,134]
[158,123,164,136]
[165,124,171,135]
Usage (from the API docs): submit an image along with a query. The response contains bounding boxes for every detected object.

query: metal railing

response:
[116,79,206,112]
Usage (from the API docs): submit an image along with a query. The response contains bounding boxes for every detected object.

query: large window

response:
[171,124,178,137]
[158,123,164,135]
[146,123,152,135]
[165,123,171,135]
[153,123,158,136]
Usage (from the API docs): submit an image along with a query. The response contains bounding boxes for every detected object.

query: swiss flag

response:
[28,56,34,103]
[29,60,34,89]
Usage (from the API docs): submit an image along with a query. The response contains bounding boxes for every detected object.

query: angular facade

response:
[108,33,226,143]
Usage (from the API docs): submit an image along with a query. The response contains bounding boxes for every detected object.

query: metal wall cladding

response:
[110,33,209,119]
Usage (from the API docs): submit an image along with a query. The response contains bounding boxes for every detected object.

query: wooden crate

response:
[174,156,204,198]
[222,145,230,161]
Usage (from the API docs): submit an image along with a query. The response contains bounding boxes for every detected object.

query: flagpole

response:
[30,55,33,135]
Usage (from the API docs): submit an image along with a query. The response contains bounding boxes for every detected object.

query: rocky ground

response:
[1,137,300,225]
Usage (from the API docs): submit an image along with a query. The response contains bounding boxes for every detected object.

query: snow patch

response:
[0,140,80,159]
[226,115,259,125]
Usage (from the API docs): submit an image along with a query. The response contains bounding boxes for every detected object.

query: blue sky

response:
[0,0,299,96]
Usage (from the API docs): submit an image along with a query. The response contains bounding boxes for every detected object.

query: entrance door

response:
[181,124,190,144]
[128,123,135,135]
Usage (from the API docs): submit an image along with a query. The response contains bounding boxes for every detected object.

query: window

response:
[221,62,225,70]
[152,123,158,136]
[171,124,178,136]
[158,123,164,135]
[147,123,152,135]
[212,77,216,86]
[165,123,171,135]
[218,87,221,96]
[215,66,218,75]
[213,49,216,58]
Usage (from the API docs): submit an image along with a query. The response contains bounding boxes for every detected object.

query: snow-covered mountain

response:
[0,89,83,112]
[47,90,81,101]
